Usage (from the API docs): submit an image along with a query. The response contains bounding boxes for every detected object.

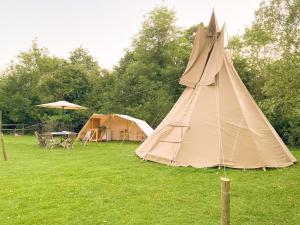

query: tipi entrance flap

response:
[143,125,190,164]
[159,125,189,143]
[145,141,178,165]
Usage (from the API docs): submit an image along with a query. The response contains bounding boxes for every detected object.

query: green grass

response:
[0,136,299,225]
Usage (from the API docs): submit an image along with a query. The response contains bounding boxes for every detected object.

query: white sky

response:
[0,0,262,70]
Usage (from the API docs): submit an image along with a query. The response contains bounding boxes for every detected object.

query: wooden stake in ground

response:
[0,111,8,161]
[221,177,230,225]
[0,133,8,161]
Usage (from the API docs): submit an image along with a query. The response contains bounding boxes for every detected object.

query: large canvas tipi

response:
[136,12,296,169]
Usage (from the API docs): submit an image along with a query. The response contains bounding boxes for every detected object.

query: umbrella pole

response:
[62,107,65,131]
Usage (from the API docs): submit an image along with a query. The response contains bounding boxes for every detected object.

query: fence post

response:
[221,177,230,225]
[0,133,8,161]
[0,111,2,132]
[0,111,8,161]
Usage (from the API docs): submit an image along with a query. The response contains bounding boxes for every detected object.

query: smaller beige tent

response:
[78,114,154,142]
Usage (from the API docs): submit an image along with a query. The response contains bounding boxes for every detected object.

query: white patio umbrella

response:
[36,101,87,111]
[36,101,88,131]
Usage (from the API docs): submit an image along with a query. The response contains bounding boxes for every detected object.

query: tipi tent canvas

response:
[136,12,296,169]
[78,114,153,142]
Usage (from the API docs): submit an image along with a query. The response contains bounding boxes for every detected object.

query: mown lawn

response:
[0,136,299,225]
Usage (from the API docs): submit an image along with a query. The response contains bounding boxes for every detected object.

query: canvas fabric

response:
[136,12,296,168]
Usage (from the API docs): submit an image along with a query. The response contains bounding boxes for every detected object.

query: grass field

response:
[0,136,299,225]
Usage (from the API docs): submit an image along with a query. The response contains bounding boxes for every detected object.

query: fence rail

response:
[2,124,26,126]
[0,122,78,134]
[0,124,27,135]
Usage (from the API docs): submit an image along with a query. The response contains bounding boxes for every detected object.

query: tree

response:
[0,40,59,124]
[228,0,300,145]
[0,42,103,130]
[110,6,195,127]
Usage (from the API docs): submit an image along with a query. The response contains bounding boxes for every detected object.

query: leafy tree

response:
[0,42,103,130]
[0,40,58,124]
[110,6,194,127]
[228,0,300,145]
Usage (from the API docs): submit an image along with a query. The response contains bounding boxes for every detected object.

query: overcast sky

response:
[0,0,262,70]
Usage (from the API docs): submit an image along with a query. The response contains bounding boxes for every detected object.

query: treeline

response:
[0,0,299,145]
[0,7,195,131]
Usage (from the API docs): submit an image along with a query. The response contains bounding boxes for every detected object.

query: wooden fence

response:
[0,124,26,135]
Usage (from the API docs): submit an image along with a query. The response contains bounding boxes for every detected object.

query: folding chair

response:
[63,132,77,149]
[34,131,46,148]
[43,133,60,149]
[81,130,93,146]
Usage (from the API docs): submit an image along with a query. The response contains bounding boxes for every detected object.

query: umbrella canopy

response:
[36,101,87,110]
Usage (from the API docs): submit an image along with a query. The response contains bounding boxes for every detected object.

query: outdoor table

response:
[51,131,73,136]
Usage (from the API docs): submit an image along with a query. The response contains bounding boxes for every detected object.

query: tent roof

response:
[91,114,154,136]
